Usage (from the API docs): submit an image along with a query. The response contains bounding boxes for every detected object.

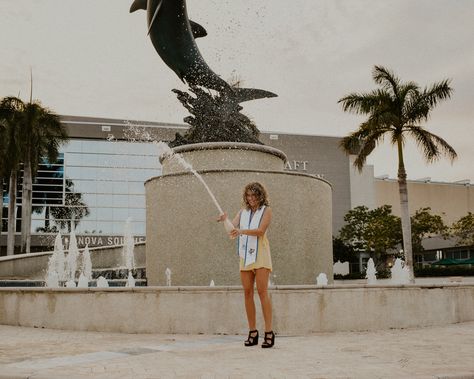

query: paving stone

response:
[0,323,473,378]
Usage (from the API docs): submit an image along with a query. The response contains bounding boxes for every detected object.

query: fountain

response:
[316,273,328,286]
[122,218,136,287]
[126,272,135,287]
[81,244,92,282]
[146,142,332,286]
[366,258,377,285]
[64,230,79,287]
[165,268,172,287]
[44,221,141,288]
[77,273,89,288]
[153,141,235,238]
[45,233,66,288]
[125,0,332,286]
[333,260,349,276]
[391,258,410,285]
[96,276,109,288]
[2,1,473,338]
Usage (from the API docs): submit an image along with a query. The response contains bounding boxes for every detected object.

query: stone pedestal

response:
[145,142,332,286]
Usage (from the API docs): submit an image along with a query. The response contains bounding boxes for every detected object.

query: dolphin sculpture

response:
[130,0,277,103]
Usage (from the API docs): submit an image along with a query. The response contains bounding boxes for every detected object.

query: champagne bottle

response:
[223,218,237,240]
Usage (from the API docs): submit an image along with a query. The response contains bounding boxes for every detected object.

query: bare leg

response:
[255,268,272,332]
[240,270,256,330]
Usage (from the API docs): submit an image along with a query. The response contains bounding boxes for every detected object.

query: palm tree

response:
[0,118,7,253]
[17,100,68,253]
[0,96,68,254]
[338,66,457,282]
[0,97,23,255]
[50,180,90,233]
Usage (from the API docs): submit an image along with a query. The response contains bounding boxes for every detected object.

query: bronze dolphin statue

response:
[130,0,277,103]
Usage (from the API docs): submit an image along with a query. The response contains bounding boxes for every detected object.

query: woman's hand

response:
[230,228,241,238]
[217,212,227,222]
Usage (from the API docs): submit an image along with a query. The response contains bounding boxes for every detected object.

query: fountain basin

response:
[0,243,146,280]
[161,142,287,174]
[145,142,333,286]
[1,284,473,334]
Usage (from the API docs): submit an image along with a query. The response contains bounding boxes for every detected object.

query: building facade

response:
[1,115,472,260]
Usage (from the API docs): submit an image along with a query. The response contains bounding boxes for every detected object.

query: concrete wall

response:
[376,179,474,224]
[349,156,376,209]
[1,284,473,335]
[0,243,146,280]
[261,133,351,234]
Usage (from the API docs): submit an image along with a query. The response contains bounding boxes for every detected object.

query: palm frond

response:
[341,121,389,171]
[406,126,439,162]
[422,79,453,108]
[352,128,388,171]
[402,92,430,124]
[407,126,457,162]
[424,130,457,161]
[372,66,400,97]
[338,89,392,115]
[399,82,420,107]
[402,80,452,124]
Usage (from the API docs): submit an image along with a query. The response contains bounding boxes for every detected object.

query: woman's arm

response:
[231,210,241,228]
[231,207,272,238]
[216,210,241,229]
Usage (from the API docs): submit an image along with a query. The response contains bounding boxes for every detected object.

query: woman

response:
[218,182,275,348]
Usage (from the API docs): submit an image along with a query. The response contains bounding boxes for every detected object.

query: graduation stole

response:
[238,206,266,267]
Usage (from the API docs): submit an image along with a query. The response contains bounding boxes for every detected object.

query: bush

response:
[334,269,392,280]
[415,266,474,277]
[334,272,365,280]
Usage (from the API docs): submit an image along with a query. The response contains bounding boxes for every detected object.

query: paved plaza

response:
[0,322,474,379]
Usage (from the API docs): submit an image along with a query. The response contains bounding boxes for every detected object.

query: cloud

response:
[0,0,472,181]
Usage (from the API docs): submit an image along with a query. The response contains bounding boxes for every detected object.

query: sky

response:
[1,0,473,182]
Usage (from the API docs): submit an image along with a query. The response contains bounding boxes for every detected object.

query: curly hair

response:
[242,182,269,209]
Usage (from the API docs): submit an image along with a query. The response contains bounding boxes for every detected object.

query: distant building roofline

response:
[375,176,472,187]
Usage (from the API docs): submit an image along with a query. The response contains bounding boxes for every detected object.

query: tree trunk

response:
[0,177,3,255]
[7,171,17,256]
[45,206,50,230]
[20,159,33,254]
[397,139,415,283]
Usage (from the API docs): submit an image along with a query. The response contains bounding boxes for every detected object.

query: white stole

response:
[238,206,266,267]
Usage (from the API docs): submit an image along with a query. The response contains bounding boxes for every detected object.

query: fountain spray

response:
[124,124,236,238]
[156,141,236,237]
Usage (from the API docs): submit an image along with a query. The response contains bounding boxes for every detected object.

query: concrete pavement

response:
[1,322,474,378]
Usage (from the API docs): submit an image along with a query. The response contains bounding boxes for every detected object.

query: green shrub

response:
[334,272,365,280]
[415,266,474,277]
[334,268,392,280]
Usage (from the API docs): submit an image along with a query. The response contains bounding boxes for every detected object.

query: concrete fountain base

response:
[145,142,333,286]
[1,283,473,335]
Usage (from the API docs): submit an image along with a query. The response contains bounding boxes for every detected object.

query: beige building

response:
[375,178,473,226]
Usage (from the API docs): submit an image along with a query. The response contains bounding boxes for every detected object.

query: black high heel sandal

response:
[261,331,275,348]
[244,330,259,346]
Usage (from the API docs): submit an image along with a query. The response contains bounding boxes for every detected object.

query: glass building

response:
[1,115,182,250]
[31,140,161,236]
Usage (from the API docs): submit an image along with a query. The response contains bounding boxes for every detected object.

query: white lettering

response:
[75,235,145,247]
[285,160,309,172]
